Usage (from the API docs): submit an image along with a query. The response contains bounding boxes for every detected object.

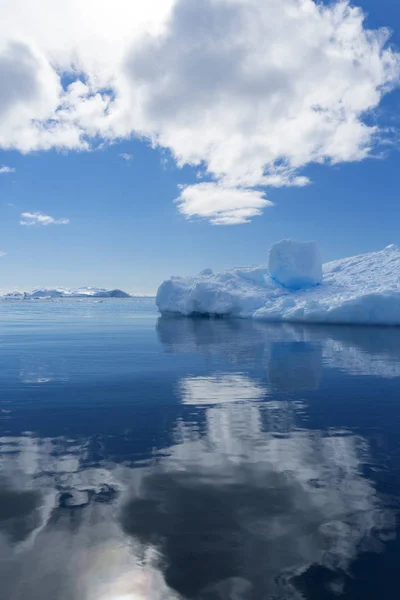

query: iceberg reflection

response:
[158,317,400,381]
[268,340,322,391]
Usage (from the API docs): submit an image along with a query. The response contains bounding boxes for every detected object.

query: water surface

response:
[1,298,400,599]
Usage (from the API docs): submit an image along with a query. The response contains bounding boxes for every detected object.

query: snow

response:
[156,242,400,325]
[268,239,322,289]
[1,287,131,299]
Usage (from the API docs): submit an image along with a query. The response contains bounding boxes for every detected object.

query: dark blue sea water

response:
[1,298,400,599]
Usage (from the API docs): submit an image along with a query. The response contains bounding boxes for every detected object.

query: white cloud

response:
[0,250,6,257]
[20,212,70,226]
[176,182,273,224]
[119,152,133,161]
[0,0,399,223]
[0,165,15,173]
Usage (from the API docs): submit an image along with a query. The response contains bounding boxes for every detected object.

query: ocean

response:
[1,297,400,599]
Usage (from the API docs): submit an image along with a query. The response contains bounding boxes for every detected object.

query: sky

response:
[1,0,400,294]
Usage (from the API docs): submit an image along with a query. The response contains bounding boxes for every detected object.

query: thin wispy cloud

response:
[0,165,15,174]
[119,153,133,162]
[0,251,6,257]
[20,212,70,226]
[0,0,399,223]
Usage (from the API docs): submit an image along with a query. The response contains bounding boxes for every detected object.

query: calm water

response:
[1,298,400,599]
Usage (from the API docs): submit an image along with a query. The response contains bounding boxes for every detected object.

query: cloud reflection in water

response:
[0,318,399,598]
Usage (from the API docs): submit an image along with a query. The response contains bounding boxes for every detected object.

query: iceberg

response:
[1,287,131,299]
[156,242,400,326]
[268,239,322,289]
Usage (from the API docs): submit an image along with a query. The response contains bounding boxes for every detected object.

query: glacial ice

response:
[268,239,322,289]
[156,242,400,325]
[1,287,131,299]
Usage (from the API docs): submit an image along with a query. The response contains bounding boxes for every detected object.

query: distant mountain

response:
[2,292,27,300]
[2,287,131,299]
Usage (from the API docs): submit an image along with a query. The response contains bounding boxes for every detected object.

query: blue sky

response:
[1,0,400,294]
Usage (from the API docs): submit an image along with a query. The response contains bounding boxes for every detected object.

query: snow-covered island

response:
[2,287,131,300]
[156,240,400,326]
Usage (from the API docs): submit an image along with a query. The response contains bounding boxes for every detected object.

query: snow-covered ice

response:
[156,242,400,325]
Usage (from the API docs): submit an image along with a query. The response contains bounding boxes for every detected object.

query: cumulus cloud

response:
[176,182,273,224]
[0,0,399,223]
[0,165,15,173]
[0,41,77,152]
[20,212,70,226]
